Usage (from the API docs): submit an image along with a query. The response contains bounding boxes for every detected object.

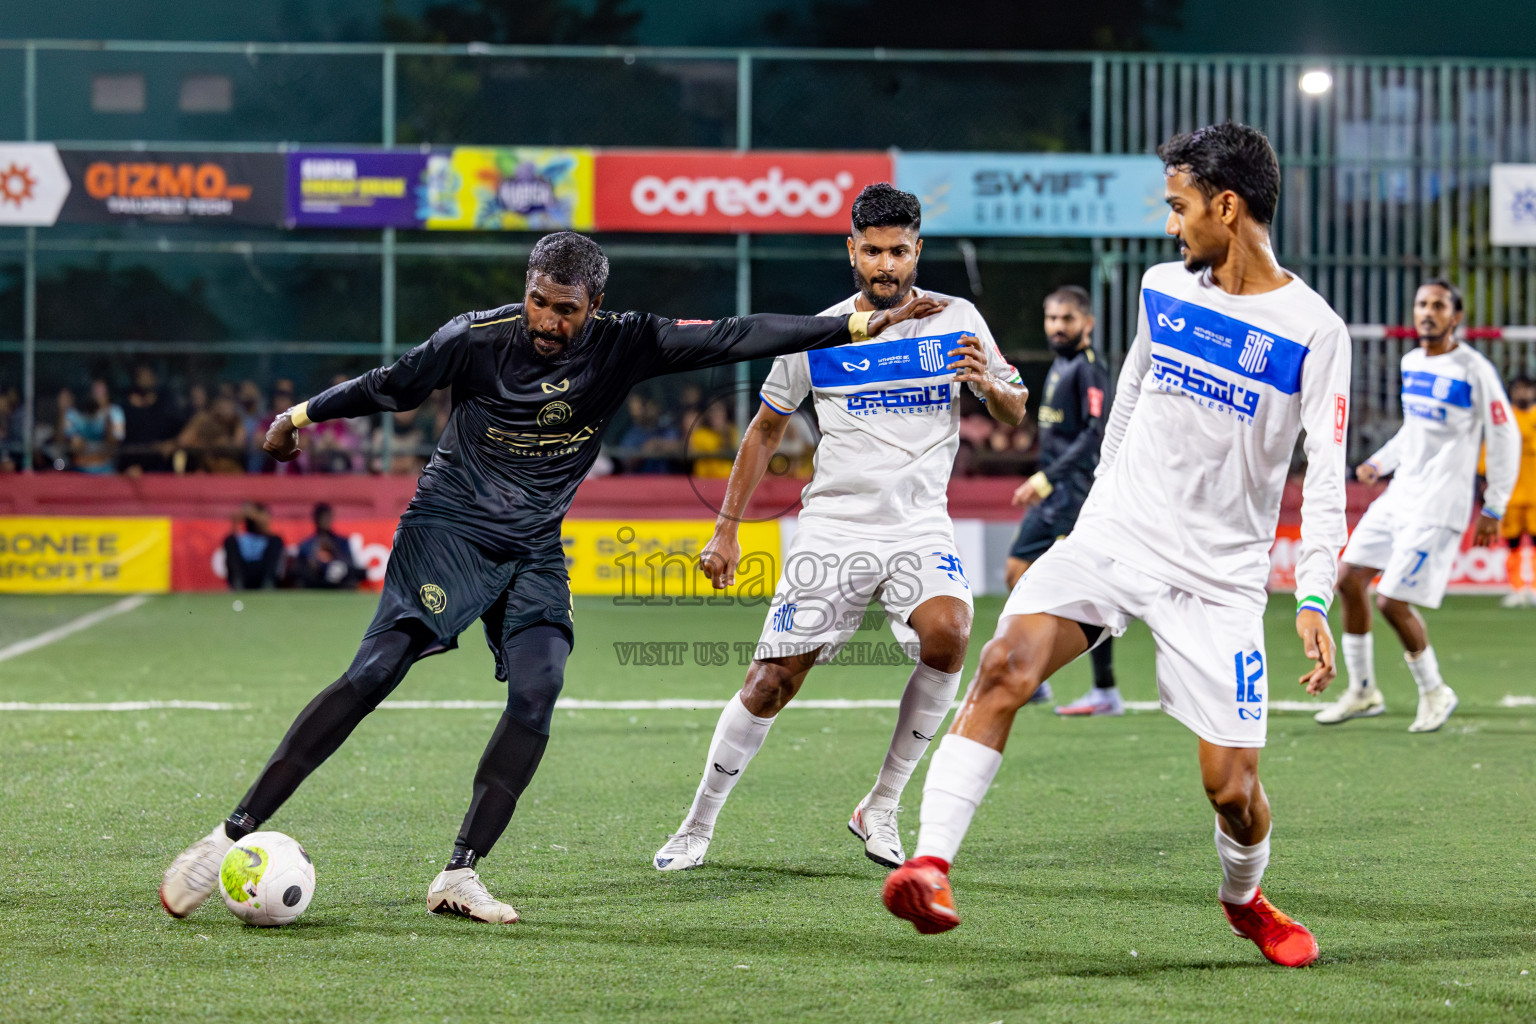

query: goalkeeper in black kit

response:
[158,231,945,923]
[1005,285,1120,715]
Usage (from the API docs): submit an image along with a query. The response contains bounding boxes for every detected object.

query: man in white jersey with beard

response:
[883,124,1350,968]
[653,184,1028,872]
[1314,279,1519,732]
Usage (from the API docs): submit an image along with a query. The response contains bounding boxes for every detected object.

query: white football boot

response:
[1500,590,1531,608]
[159,826,234,917]
[1313,686,1386,725]
[1408,684,1459,733]
[427,868,519,923]
[653,825,712,871]
[848,796,904,869]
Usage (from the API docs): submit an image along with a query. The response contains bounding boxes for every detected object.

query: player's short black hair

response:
[851,183,921,235]
[526,231,609,300]
[1157,123,1281,226]
[1044,285,1091,314]
[1510,375,1536,391]
[1418,277,1464,312]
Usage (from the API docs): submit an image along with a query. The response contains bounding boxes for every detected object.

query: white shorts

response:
[1001,534,1269,748]
[755,523,974,665]
[1340,501,1463,609]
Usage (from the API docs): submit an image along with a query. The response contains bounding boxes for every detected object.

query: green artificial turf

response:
[1,592,1532,1023]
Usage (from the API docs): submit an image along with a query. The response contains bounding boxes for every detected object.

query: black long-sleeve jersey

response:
[306,305,856,557]
[1036,345,1110,499]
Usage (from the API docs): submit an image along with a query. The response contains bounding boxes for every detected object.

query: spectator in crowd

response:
[292,502,361,590]
[121,365,186,474]
[236,380,266,469]
[175,393,246,474]
[618,393,681,473]
[223,502,284,590]
[60,379,126,475]
[0,388,22,472]
[688,400,740,478]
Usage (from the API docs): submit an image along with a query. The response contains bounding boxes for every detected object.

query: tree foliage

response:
[763,0,1181,51]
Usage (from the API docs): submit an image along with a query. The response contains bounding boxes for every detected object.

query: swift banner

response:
[593,150,891,233]
[58,151,286,225]
[421,148,594,231]
[895,152,1169,237]
[287,151,428,228]
[0,517,170,594]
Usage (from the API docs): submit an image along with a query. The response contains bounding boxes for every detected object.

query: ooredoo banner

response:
[1268,522,1507,594]
[593,150,891,233]
[172,518,396,591]
[58,151,286,225]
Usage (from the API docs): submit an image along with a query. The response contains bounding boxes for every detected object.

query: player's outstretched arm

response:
[699,405,792,589]
[650,293,949,374]
[263,320,473,463]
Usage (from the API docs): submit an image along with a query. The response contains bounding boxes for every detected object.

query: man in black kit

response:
[159,231,944,924]
[1005,286,1121,716]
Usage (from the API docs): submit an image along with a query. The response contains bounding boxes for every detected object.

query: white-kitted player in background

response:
[883,123,1350,968]
[653,183,1028,873]
[1315,279,1520,732]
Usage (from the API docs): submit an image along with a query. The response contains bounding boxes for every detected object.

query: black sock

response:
[446,842,479,871]
[456,716,551,855]
[223,808,261,841]
[1090,637,1117,690]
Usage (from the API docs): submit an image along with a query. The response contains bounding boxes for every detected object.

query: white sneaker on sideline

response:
[1313,687,1386,725]
[159,826,234,918]
[653,825,712,871]
[1408,684,1459,733]
[427,868,519,923]
[1500,590,1531,608]
[848,796,904,868]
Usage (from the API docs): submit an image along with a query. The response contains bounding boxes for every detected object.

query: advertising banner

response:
[58,151,286,225]
[1490,164,1536,246]
[896,152,1169,237]
[421,148,594,231]
[561,519,780,599]
[1267,522,1505,594]
[593,150,891,233]
[287,151,428,229]
[0,517,170,594]
[0,144,71,227]
[171,518,396,591]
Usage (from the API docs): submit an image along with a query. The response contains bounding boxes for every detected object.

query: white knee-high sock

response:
[912,734,1002,865]
[867,662,963,808]
[681,693,775,832]
[1342,632,1374,693]
[1405,645,1444,694]
[1214,819,1271,905]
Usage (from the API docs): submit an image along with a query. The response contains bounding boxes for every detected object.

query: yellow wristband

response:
[848,310,874,342]
[1028,471,1053,499]
[288,401,312,429]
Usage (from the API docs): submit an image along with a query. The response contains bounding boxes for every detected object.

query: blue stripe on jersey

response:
[1401,370,1473,408]
[1142,289,1307,394]
[807,331,968,389]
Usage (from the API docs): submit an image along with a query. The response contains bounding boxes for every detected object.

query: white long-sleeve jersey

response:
[1072,261,1352,615]
[1366,343,1520,528]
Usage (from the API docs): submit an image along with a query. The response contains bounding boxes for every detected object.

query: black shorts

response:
[364,526,574,656]
[1008,485,1088,564]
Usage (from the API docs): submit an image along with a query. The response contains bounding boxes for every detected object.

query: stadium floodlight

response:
[1299,70,1334,96]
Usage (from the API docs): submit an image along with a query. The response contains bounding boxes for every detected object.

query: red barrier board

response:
[593,150,892,233]
[1267,521,1508,593]
[172,518,397,591]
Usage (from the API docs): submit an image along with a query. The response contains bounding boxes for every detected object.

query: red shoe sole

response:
[882,871,960,935]
[158,886,187,919]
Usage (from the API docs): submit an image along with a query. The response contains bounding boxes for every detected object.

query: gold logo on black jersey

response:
[541,379,569,394]
[538,401,572,426]
[419,584,448,615]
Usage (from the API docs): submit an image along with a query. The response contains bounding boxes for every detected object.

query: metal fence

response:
[3,40,1536,466]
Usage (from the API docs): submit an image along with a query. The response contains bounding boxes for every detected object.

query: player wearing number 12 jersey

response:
[884,124,1351,968]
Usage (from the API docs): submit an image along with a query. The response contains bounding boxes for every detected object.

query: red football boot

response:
[1221,888,1319,967]
[882,857,960,935]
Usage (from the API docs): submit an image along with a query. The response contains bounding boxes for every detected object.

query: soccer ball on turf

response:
[219,830,315,926]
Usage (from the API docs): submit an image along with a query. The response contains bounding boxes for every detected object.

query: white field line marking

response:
[0,595,150,665]
[0,696,1346,713]
[1499,695,1536,707]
